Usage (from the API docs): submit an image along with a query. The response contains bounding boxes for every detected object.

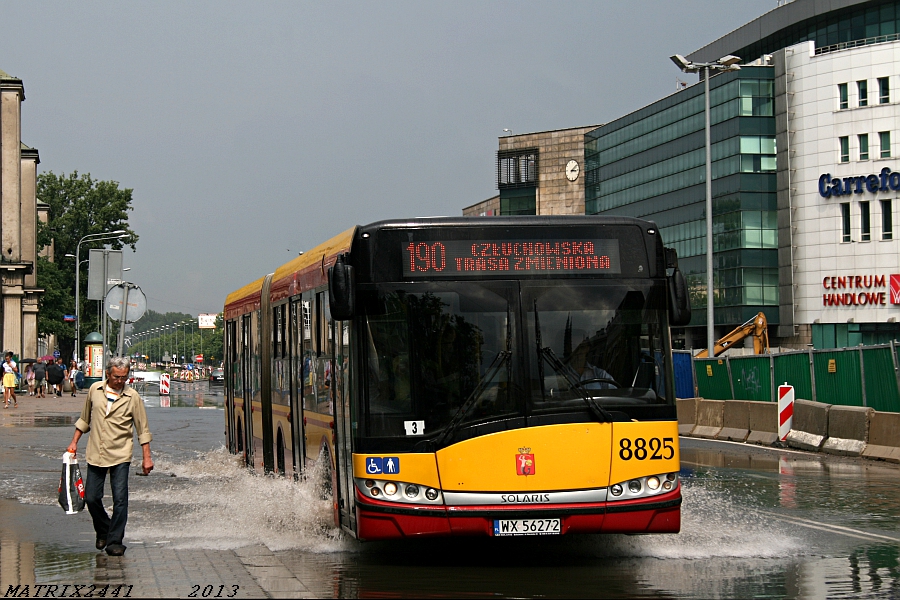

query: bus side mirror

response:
[668,267,691,326]
[329,255,355,320]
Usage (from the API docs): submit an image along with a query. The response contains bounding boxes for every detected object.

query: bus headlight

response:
[355,478,443,505]
[608,473,678,502]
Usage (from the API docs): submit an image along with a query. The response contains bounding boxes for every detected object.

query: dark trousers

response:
[85,462,129,546]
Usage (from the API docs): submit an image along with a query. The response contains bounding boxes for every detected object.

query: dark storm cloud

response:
[3,1,773,313]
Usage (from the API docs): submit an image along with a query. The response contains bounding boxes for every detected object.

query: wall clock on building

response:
[565,160,580,181]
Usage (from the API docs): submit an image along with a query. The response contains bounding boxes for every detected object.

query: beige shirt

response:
[75,381,153,467]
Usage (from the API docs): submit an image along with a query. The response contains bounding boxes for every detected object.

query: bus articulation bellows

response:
[223,216,691,540]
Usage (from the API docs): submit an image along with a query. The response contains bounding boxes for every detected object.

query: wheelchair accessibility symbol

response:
[365,457,400,475]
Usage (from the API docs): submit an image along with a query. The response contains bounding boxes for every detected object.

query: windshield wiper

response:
[540,346,614,423]
[434,350,511,447]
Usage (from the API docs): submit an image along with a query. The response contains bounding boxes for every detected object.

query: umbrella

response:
[39,355,54,362]
[20,358,36,364]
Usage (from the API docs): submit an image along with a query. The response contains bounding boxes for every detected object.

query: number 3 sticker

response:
[404,421,425,436]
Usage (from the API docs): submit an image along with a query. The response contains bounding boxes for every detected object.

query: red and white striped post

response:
[777,383,794,441]
[160,373,170,395]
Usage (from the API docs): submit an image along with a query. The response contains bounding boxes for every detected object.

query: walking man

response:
[33,359,46,398]
[66,357,153,556]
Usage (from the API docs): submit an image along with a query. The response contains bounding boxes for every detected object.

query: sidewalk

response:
[0,391,319,598]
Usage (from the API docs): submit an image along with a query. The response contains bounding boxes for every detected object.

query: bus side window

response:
[316,291,334,415]
[302,295,315,411]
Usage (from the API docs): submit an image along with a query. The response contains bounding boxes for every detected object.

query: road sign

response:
[778,383,795,441]
[87,249,123,300]
[63,315,76,322]
[53,350,60,358]
[105,284,147,323]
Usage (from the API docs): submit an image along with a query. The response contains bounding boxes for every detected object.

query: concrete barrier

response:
[692,399,724,439]
[822,405,873,457]
[861,411,900,463]
[676,398,698,436]
[786,399,830,451]
[718,401,750,442]
[746,401,779,445]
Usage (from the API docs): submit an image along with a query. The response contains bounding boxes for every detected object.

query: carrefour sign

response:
[819,167,900,198]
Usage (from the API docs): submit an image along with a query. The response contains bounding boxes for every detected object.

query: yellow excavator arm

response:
[695,312,769,358]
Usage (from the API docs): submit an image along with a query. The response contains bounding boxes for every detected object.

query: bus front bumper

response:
[354,487,682,541]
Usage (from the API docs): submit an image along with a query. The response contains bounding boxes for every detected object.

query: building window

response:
[859,133,869,160]
[497,149,539,189]
[883,200,893,240]
[861,201,871,241]
[841,203,851,243]
[858,80,868,107]
[879,77,890,104]
[840,136,849,162]
[838,83,848,109]
[880,131,891,158]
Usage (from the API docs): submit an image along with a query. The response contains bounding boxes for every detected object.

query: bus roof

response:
[223,227,356,319]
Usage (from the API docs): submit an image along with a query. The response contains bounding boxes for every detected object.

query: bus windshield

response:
[360,280,670,449]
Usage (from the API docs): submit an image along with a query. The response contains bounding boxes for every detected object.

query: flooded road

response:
[1,382,898,598]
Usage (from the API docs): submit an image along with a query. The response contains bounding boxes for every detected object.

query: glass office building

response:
[474,1,900,349]
[584,66,778,346]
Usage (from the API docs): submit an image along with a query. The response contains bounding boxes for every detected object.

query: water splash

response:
[127,447,352,553]
[587,481,804,559]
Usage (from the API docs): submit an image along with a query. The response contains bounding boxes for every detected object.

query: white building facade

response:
[779,38,900,347]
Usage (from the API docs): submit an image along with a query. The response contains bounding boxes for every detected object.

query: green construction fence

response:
[686,342,900,413]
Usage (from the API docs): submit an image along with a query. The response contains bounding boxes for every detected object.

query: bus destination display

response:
[403,239,621,277]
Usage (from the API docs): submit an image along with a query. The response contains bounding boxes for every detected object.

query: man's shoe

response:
[105,544,126,556]
[95,538,107,550]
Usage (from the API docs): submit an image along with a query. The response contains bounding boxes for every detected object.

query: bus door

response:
[289,299,306,477]
[260,275,275,474]
[333,318,356,533]
[225,320,236,453]
[241,314,253,467]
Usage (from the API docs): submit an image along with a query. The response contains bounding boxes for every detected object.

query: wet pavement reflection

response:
[0,382,898,598]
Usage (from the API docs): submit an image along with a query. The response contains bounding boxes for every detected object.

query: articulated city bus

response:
[223,216,691,540]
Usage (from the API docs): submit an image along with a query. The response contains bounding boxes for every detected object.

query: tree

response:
[36,171,138,358]
[128,313,224,367]
[131,310,195,335]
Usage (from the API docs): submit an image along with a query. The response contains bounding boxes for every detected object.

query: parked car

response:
[208,368,225,389]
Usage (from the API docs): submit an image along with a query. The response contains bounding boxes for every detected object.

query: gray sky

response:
[4,1,775,315]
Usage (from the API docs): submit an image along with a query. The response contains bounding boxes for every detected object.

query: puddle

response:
[1,415,76,428]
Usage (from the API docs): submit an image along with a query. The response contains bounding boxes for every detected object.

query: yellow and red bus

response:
[223,216,691,540]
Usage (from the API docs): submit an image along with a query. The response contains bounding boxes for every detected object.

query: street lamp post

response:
[670,53,741,355]
[74,230,127,363]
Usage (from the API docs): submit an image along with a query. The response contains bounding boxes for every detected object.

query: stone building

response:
[0,68,42,359]
[464,126,599,217]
